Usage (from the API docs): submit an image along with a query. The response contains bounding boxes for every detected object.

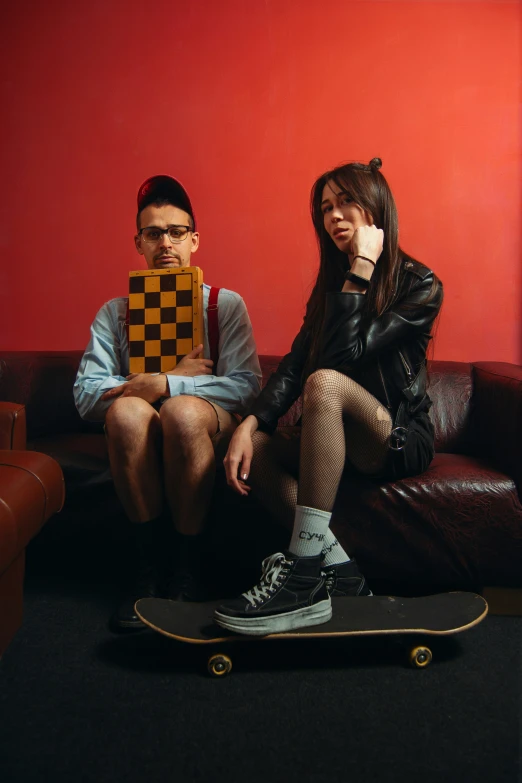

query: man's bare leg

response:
[105,397,163,521]
[159,395,219,535]
[105,397,165,630]
[159,395,219,599]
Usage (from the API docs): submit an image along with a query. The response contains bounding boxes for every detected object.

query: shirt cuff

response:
[165,375,197,397]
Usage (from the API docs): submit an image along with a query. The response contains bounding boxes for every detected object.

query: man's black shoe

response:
[164,564,207,602]
[110,517,168,632]
[214,551,331,636]
[323,559,372,597]
[110,568,163,631]
[165,532,207,602]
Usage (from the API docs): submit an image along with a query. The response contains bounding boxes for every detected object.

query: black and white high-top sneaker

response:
[323,559,373,597]
[214,551,332,636]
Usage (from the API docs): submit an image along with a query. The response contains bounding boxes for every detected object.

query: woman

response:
[215,158,443,635]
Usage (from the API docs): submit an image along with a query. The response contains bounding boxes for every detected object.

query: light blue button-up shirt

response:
[74,284,262,422]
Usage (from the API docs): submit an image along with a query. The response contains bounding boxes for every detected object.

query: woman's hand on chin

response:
[350,225,384,264]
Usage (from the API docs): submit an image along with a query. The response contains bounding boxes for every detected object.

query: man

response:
[74,175,261,630]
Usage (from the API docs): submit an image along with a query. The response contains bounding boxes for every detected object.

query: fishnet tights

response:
[249,369,392,522]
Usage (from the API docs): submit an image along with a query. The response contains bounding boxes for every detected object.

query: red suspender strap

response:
[208,286,220,368]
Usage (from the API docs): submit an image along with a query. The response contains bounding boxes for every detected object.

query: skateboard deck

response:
[135,592,488,675]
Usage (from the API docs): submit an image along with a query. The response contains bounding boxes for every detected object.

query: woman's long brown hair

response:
[303,158,439,378]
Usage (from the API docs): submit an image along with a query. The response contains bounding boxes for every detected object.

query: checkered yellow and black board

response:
[128,267,204,373]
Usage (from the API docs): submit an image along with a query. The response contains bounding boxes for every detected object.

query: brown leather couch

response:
[0,351,521,596]
[0,401,64,655]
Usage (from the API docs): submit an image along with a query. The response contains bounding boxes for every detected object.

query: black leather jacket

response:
[250,257,443,444]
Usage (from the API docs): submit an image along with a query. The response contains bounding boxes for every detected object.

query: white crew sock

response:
[289,505,332,558]
[321,530,351,567]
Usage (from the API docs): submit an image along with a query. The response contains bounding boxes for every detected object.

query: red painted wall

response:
[1,0,520,362]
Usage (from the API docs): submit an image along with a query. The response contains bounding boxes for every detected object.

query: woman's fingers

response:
[223,447,243,494]
[224,429,254,496]
[239,452,252,482]
[226,464,249,495]
[236,479,251,497]
[234,453,252,497]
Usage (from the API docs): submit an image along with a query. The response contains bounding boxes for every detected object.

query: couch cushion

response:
[332,452,522,590]
[28,434,111,496]
[427,361,473,453]
[0,351,101,440]
[470,362,522,496]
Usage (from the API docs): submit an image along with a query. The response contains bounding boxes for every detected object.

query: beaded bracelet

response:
[344,271,370,289]
[353,255,376,266]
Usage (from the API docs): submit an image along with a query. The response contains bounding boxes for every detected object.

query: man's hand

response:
[100,345,212,403]
[223,415,259,496]
[169,344,214,377]
[100,373,168,403]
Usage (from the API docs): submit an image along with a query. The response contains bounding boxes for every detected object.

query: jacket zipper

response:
[398,350,413,383]
[377,360,392,409]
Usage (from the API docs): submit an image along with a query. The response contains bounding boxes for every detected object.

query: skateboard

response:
[135,592,488,677]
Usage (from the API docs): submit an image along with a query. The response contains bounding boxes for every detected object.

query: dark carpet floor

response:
[1,570,521,783]
[0,494,521,783]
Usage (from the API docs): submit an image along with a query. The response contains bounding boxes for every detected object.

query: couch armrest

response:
[0,403,26,450]
[0,450,65,574]
[471,362,522,495]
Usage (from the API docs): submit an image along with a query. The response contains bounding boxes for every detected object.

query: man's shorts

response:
[204,400,240,462]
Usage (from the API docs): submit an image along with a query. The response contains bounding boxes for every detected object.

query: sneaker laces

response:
[324,569,335,594]
[241,552,291,608]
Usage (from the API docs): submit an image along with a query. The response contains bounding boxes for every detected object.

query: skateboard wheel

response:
[409,645,433,668]
[207,654,232,677]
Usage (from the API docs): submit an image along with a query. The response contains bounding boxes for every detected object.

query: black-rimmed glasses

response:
[138,225,192,243]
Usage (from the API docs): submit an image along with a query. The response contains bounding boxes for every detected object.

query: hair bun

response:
[369,157,382,171]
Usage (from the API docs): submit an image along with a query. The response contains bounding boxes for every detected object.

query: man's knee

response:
[160,395,217,438]
[105,397,160,440]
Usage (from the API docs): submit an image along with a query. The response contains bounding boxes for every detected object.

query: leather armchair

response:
[0,401,64,656]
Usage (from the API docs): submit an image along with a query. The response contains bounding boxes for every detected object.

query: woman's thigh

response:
[259,373,394,480]
[303,369,392,476]
[338,378,392,475]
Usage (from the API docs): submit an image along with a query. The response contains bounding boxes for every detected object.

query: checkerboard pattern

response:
[128,267,204,373]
